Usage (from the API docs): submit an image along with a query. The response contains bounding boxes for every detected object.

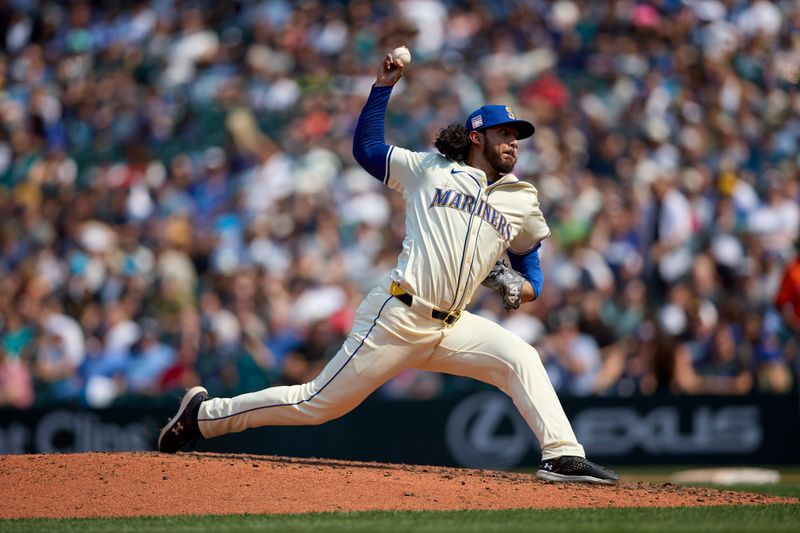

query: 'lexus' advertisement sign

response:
[441,393,794,467]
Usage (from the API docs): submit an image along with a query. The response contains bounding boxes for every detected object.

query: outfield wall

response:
[1,393,798,467]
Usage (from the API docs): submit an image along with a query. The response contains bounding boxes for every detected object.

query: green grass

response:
[2,506,799,533]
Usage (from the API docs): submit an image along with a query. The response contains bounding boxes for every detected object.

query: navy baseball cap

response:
[465,105,535,139]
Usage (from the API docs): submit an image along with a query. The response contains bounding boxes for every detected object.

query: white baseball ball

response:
[392,46,411,64]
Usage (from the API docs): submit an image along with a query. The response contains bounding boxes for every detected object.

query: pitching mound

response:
[1,452,795,519]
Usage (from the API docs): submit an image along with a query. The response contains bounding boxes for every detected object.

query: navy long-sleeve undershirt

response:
[352,85,393,182]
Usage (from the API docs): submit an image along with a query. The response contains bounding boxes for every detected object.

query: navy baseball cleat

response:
[536,456,619,485]
[158,386,208,453]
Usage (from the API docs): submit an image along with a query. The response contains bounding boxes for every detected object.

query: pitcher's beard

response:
[484,144,516,174]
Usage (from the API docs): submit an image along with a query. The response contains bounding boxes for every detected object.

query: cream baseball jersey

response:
[385,148,550,311]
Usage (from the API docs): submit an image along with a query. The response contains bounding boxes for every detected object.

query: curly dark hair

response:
[434,122,472,162]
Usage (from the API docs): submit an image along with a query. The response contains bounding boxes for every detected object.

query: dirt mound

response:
[0,452,795,519]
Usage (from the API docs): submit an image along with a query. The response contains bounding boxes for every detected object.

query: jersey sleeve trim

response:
[508,230,550,255]
[384,145,395,185]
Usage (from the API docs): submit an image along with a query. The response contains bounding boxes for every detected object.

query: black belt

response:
[389,282,461,325]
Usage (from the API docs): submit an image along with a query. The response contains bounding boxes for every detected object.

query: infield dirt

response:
[1,452,796,519]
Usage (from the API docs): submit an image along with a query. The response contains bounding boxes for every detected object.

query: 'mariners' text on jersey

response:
[429,187,512,241]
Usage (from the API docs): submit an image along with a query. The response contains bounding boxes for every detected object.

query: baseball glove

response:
[482,260,526,310]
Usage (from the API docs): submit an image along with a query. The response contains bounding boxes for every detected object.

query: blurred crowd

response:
[0,0,798,409]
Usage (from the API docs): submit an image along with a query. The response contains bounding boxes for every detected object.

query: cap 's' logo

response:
[471,115,483,129]
[505,107,515,119]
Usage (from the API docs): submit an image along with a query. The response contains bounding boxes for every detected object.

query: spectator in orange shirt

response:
[775,244,800,334]
[769,242,800,392]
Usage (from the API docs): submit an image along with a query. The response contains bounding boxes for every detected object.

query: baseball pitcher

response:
[159,52,618,485]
